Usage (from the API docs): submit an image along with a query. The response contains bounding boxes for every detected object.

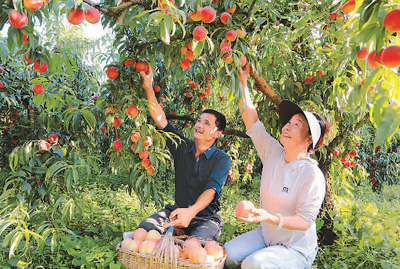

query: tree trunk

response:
[317,154,337,246]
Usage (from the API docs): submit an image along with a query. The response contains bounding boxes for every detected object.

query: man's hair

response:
[201,109,226,132]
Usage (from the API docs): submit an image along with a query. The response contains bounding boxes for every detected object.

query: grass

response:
[1,170,398,268]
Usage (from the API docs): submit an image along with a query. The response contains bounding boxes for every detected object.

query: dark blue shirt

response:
[162,121,231,217]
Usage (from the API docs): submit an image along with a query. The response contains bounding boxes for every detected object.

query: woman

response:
[224,63,331,269]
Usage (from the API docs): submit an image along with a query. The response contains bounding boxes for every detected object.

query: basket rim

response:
[116,235,227,267]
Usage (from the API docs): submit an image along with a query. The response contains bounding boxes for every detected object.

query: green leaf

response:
[80,109,96,130]
[160,20,170,45]
[9,232,23,257]
[52,146,65,157]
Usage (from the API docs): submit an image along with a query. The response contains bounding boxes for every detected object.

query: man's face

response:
[193,113,222,142]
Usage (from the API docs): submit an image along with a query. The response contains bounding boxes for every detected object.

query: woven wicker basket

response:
[116,236,227,269]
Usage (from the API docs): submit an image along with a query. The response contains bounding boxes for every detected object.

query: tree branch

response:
[83,0,152,16]
[165,113,249,138]
[249,64,282,106]
[244,0,258,24]
[327,112,370,152]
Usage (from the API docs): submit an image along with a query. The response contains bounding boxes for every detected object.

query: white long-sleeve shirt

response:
[247,119,326,257]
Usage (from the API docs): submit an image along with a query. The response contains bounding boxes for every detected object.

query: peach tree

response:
[1,0,400,262]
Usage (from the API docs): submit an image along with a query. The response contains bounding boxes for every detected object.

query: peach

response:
[85,7,101,24]
[200,6,216,23]
[220,12,231,24]
[225,55,234,64]
[113,140,122,150]
[146,167,155,176]
[384,8,400,32]
[67,7,85,25]
[127,105,138,117]
[113,116,122,127]
[125,58,136,67]
[131,132,140,142]
[189,246,207,264]
[225,30,237,42]
[381,45,400,68]
[237,28,246,38]
[226,4,236,13]
[356,48,368,60]
[48,134,59,144]
[139,150,149,160]
[190,6,202,21]
[142,159,152,169]
[367,49,384,69]
[204,240,218,250]
[342,0,355,14]
[121,238,133,250]
[183,239,202,256]
[106,66,119,79]
[235,200,255,218]
[186,51,195,62]
[39,140,50,153]
[32,84,43,94]
[139,240,158,255]
[127,239,142,252]
[24,54,32,63]
[136,61,148,72]
[9,10,28,28]
[144,136,152,147]
[145,229,161,241]
[181,45,189,56]
[24,0,43,11]
[34,60,48,73]
[220,39,231,50]
[204,242,223,260]
[180,59,191,70]
[186,238,202,248]
[193,26,208,41]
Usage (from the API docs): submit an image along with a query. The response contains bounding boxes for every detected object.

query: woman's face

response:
[280,113,312,151]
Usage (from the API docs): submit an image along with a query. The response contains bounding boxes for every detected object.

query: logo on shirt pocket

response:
[281,187,289,193]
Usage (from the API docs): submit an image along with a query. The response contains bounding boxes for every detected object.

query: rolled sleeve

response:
[204,155,231,200]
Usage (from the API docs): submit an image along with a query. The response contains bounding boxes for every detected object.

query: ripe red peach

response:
[235,200,255,218]
[356,48,368,60]
[383,8,400,32]
[220,12,231,24]
[134,228,148,242]
[225,30,237,42]
[200,6,216,23]
[190,6,202,21]
[381,45,400,68]
[180,59,191,70]
[342,0,355,14]
[193,26,208,41]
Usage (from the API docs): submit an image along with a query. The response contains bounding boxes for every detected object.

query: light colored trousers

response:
[224,227,318,269]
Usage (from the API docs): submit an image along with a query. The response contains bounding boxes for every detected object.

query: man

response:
[136,64,231,241]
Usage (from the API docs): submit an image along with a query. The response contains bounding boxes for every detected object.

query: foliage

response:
[314,185,400,268]
[0,0,400,267]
